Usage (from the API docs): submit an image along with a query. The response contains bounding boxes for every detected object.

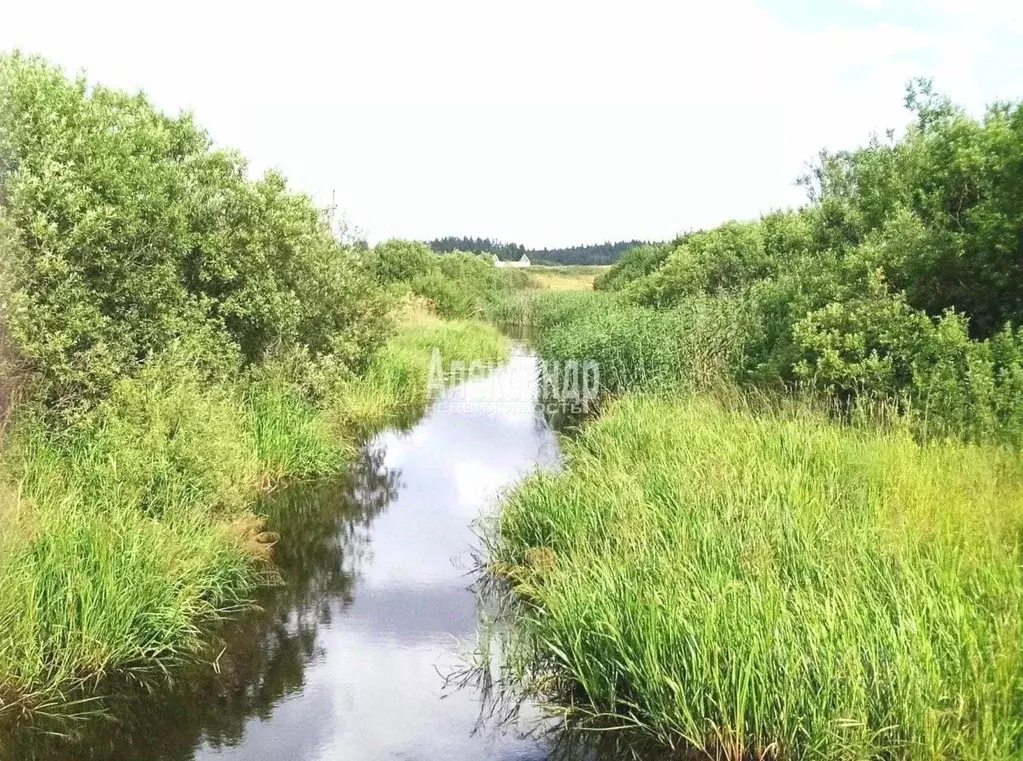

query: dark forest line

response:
[429,236,651,265]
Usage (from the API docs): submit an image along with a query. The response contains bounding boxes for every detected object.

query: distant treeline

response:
[429,237,651,265]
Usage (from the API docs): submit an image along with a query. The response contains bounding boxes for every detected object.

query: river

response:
[8,343,571,760]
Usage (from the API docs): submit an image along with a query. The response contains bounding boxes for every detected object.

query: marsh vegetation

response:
[0,53,508,722]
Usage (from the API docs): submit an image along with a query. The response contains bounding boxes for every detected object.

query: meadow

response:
[524,265,609,291]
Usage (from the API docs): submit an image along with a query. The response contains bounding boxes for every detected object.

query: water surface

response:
[5,345,565,760]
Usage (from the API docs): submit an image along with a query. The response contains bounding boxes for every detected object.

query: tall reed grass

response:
[328,307,508,436]
[492,394,1023,759]
[495,290,749,398]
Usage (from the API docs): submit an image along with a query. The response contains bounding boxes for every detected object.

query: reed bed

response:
[493,394,1023,760]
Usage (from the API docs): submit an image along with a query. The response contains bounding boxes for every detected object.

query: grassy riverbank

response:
[494,394,1023,758]
[0,310,505,720]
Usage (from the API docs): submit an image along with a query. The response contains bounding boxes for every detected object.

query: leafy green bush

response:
[367,240,510,319]
[0,53,389,417]
[790,269,933,397]
[412,252,504,318]
[581,82,1023,445]
[594,243,670,292]
[910,319,1023,445]
[627,221,771,307]
[368,239,436,285]
[802,82,1023,337]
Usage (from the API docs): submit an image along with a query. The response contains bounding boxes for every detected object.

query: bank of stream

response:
[3,343,578,761]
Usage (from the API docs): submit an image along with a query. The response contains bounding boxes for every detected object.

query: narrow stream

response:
[10,343,567,760]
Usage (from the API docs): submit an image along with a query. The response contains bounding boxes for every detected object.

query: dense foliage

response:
[581,81,1023,444]
[368,239,519,319]
[495,394,1023,759]
[0,53,389,419]
[429,236,650,265]
[0,53,510,719]
[491,81,1023,760]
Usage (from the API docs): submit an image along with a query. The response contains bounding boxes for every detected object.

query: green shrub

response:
[594,243,670,292]
[0,53,389,416]
[582,83,1023,446]
[0,220,20,437]
[803,83,1023,337]
[497,267,538,291]
[627,221,770,307]
[790,269,934,397]
[909,319,1023,446]
[367,240,510,320]
[368,239,436,285]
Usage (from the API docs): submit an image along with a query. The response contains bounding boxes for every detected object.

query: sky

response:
[2,0,1021,248]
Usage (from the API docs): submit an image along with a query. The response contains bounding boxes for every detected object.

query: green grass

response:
[247,378,347,482]
[0,311,507,721]
[492,394,1023,759]
[329,309,508,436]
[0,430,266,721]
[0,356,271,720]
[491,289,747,398]
[524,265,610,291]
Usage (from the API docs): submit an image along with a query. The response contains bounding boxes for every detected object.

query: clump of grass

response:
[246,377,347,482]
[0,499,263,718]
[492,394,1023,760]
[0,356,271,718]
[513,290,748,398]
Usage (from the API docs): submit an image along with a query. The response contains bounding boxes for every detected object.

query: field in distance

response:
[525,265,609,291]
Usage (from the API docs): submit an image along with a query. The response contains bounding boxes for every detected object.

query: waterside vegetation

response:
[0,53,506,721]
[489,81,1023,759]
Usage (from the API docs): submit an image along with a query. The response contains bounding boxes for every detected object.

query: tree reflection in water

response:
[1,445,399,761]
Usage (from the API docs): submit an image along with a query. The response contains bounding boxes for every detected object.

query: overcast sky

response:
[3,0,1021,247]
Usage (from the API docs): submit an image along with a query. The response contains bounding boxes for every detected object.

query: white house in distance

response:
[492,253,531,268]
